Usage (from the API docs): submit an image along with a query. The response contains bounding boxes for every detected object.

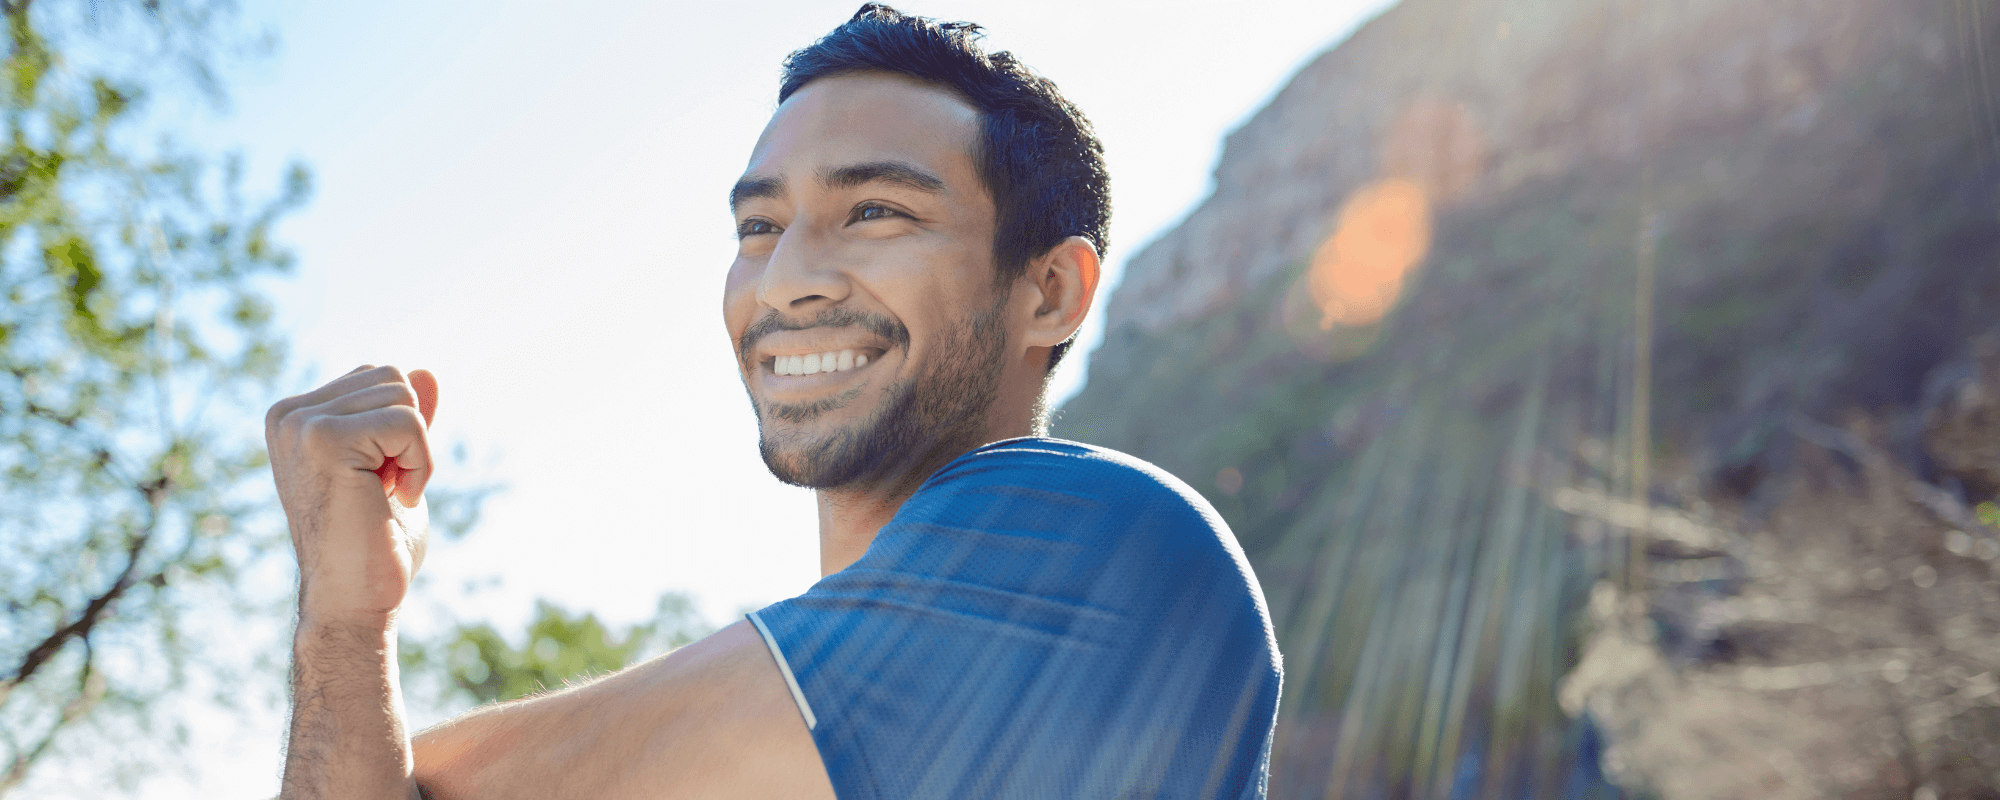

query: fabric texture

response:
[750,437,1282,799]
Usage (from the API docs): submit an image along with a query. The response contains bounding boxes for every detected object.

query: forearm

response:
[282,614,420,800]
[409,684,539,791]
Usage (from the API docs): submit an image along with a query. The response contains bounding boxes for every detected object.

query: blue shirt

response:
[747,437,1282,799]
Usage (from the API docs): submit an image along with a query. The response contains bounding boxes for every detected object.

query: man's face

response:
[724,72,1013,490]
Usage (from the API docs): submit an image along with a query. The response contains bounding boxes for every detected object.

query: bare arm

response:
[267,366,832,800]
[284,615,420,800]
[412,621,832,800]
[268,365,437,800]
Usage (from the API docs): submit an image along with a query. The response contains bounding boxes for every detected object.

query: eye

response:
[850,203,907,223]
[736,218,778,239]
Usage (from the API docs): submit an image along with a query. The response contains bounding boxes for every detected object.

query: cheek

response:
[722,257,761,331]
[868,237,984,295]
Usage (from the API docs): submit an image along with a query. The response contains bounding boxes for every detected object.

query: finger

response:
[305,382,420,421]
[270,365,373,436]
[374,406,433,509]
[278,365,404,418]
[408,369,439,429]
[389,423,434,509]
[318,405,433,507]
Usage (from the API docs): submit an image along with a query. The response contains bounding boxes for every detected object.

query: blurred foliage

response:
[0,0,308,793]
[401,593,713,706]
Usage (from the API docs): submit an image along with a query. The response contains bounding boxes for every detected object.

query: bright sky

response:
[40,1,1400,796]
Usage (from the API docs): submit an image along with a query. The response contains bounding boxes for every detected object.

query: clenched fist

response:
[266,365,440,624]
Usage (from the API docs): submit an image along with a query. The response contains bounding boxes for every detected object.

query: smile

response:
[765,348,886,377]
[773,349,865,376]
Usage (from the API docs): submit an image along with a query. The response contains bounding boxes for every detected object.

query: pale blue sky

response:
[222,0,1399,632]
[35,1,1399,795]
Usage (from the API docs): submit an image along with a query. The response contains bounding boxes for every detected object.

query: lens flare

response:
[1306,178,1433,329]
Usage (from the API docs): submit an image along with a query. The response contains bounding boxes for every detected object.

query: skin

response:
[269,70,1100,799]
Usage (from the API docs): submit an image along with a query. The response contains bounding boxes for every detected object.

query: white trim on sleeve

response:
[745,611,818,731]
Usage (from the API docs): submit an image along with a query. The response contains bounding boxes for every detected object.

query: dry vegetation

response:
[1565,340,2000,798]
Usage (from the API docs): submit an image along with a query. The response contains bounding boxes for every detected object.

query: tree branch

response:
[0,634,96,795]
[0,476,163,706]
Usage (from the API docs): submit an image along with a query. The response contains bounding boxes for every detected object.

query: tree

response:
[0,0,309,792]
[400,592,715,708]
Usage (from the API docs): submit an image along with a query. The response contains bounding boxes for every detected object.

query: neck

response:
[813,484,910,576]
[812,423,1047,577]
[810,348,1055,576]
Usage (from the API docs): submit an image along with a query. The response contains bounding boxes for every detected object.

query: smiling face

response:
[724,72,1019,491]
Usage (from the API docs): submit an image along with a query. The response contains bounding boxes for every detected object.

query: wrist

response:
[295,605,400,645]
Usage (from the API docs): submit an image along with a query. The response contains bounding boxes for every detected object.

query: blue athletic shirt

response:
[747,437,1283,799]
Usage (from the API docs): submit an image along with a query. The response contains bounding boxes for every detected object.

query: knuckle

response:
[264,400,290,432]
[288,399,322,431]
[298,414,340,449]
[275,405,307,440]
[394,404,429,435]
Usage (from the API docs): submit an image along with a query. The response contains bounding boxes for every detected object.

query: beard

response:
[744,295,1010,491]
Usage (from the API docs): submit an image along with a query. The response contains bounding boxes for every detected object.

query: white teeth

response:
[773,349,873,376]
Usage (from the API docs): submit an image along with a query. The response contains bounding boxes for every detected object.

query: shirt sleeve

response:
[748,438,1282,800]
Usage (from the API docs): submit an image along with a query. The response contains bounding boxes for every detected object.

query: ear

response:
[1018,235,1101,350]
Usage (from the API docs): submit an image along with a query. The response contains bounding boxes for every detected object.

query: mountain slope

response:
[1059,1,2000,796]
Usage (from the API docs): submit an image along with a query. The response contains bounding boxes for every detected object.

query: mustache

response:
[737,307,911,363]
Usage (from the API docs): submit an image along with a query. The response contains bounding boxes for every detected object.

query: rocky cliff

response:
[1060,0,2000,797]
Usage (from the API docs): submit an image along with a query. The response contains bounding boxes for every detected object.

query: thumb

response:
[409,369,440,428]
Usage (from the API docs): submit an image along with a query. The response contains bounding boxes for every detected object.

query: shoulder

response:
[922,436,1195,493]
[886,436,1272,647]
[757,438,1284,799]
[904,437,1229,546]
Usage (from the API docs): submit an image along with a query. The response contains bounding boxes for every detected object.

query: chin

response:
[746,299,1011,492]
[756,376,975,491]
[757,422,897,490]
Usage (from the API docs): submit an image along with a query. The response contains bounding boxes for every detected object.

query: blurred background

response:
[3,0,1998,797]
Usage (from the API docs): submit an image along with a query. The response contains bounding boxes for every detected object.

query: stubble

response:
[747,296,1010,492]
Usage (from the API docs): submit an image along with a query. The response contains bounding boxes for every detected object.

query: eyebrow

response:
[729,176,784,211]
[728,160,947,212]
[821,161,946,194]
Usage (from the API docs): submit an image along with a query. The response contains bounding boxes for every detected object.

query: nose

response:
[757,227,851,312]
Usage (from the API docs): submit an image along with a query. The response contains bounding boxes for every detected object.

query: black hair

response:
[778,3,1110,372]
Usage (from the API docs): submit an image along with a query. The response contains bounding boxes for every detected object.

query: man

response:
[266,5,1281,798]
